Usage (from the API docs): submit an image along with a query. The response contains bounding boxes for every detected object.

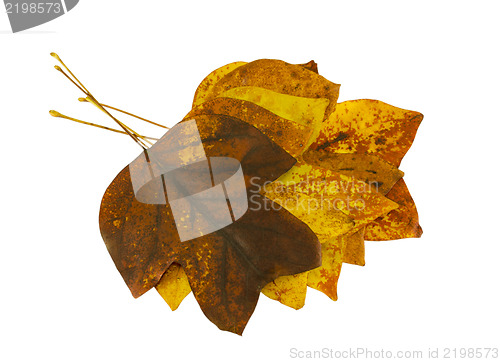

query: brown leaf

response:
[99,114,321,334]
[182,193,320,334]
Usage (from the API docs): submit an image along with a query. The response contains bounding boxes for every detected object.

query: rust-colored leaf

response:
[99,114,321,334]
[365,178,423,241]
[310,99,423,167]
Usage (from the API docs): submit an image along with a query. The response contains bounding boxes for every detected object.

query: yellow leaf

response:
[264,182,355,243]
[261,272,308,310]
[310,99,423,167]
[365,179,423,240]
[155,263,191,311]
[264,162,398,243]
[192,61,247,107]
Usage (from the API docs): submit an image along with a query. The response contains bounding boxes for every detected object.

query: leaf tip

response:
[416,224,423,238]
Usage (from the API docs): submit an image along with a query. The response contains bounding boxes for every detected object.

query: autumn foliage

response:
[89,59,423,334]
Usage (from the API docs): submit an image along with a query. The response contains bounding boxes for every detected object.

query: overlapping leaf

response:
[146,59,343,316]
[193,59,340,155]
[99,114,321,334]
[262,228,368,307]
[309,99,423,242]
[263,162,398,243]
[260,161,398,307]
[168,59,422,310]
[98,59,423,328]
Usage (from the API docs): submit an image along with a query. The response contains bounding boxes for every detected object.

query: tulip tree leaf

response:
[181,193,321,334]
[264,162,398,243]
[193,59,319,108]
[260,161,397,308]
[93,57,423,326]
[203,59,340,120]
[99,114,321,334]
[310,99,423,167]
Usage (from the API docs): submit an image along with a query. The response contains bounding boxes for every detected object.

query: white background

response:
[1,1,499,361]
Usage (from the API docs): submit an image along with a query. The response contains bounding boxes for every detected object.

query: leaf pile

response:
[99,59,423,334]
